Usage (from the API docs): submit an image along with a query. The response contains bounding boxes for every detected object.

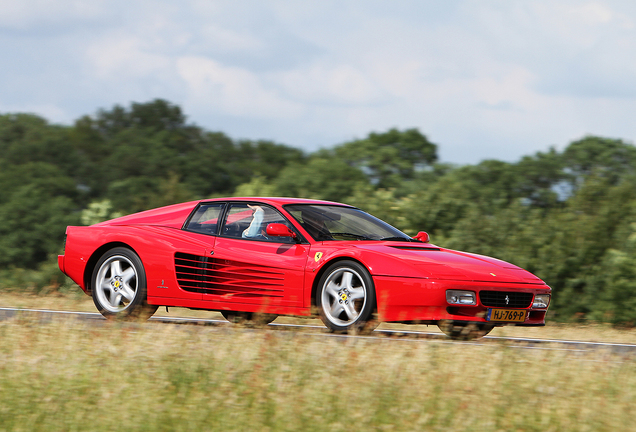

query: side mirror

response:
[266,223,297,238]
[413,231,429,243]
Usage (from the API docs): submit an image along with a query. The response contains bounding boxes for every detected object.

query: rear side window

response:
[184,203,226,235]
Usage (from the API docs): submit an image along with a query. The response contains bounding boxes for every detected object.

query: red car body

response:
[59,197,551,336]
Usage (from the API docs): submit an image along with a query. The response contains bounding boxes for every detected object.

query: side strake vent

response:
[479,291,533,308]
[174,252,285,298]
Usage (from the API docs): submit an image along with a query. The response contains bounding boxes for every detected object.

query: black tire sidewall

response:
[91,247,150,319]
[316,260,376,332]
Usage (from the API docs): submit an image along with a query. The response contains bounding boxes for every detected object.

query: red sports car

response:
[58,197,551,339]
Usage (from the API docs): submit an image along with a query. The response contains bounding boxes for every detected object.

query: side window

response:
[222,203,296,243]
[184,203,226,235]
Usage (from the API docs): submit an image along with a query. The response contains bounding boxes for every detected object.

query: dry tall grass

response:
[0,316,634,432]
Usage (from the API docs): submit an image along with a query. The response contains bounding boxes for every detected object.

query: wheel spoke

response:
[348,287,365,301]
[100,280,111,292]
[109,289,120,307]
[329,300,343,318]
[340,271,353,290]
[120,284,135,301]
[121,267,136,284]
[110,260,122,277]
[342,302,359,321]
[325,281,340,298]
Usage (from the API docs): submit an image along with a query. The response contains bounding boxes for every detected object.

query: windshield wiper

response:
[330,232,372,240]
[380,236,412,242]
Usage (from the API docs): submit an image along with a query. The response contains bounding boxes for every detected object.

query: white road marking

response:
[1,307,634,353]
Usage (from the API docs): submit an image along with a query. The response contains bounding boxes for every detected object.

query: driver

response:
[300,209,333,241]
[242,204,267,239]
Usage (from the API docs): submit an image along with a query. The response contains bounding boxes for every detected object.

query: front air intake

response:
[479,291,533,308]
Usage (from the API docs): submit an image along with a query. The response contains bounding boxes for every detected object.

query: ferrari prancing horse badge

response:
[314,252,323,262]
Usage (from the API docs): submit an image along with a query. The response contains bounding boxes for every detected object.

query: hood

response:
[359,243,543,283]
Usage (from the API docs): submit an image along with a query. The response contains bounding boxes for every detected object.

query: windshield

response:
[285,204,413,242]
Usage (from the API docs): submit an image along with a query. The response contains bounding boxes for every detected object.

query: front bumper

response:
[374,276,551,325]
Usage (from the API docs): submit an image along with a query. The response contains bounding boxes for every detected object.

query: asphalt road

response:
[2,306,635,355]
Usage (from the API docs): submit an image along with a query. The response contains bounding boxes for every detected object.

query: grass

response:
[0,314,634,432]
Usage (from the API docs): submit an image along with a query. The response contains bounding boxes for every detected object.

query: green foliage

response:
[234,175,278,197]
[70,99,302,204]
[273,156,368,201]
[0,161,80,268]
[343,185,414,234]
[80,200,123,226]
[0,114,81,175]
[334,128,438,188]
[3,99,636,324]
[235,140,306,181]
[562,136,636,186]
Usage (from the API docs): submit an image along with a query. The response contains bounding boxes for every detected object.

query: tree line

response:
[1,99,636,324]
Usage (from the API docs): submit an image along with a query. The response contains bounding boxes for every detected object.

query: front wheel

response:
[91,247,157,320]
[438,320,494,340]
[316,260,377,333]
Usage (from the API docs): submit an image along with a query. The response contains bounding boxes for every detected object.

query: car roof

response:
[200,197,350,207]
[94,197,353,229]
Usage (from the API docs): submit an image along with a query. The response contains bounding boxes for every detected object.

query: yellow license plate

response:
[487,309,527,322]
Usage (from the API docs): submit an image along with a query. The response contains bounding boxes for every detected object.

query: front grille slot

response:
[479,291,532,308]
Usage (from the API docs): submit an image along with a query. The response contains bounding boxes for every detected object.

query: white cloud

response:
[197,24,266,53]
[0,102,69,123]
[3,0,636,164]
[0,0,110,29]
[86,35,171,80]
[275,62,387,105]
[176,56,302,118]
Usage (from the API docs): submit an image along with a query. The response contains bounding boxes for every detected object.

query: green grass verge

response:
[0,317,634,431]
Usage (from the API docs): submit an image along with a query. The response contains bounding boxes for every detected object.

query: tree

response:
[0,114,82,184]
[70,100,307,202]
[0,163,79,268]
[274,157,368,202]
[562,136,636,187]
[334,128,438,188]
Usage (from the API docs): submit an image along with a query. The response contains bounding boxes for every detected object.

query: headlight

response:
[446,290,476,305]
[532,294,551,309]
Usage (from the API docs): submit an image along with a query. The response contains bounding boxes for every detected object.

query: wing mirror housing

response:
[266,223,297,238]
[413,231,429,243]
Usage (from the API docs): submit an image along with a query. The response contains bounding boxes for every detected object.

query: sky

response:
[1,0,636,165]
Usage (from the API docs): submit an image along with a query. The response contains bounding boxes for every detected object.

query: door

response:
[202,202,308,307]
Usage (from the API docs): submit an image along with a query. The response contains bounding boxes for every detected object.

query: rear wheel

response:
[91,247,157,320]
[316,260,377,333]
[438,320,494,340]
[221,311,277,326]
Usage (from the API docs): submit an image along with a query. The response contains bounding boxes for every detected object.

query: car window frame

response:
[283,203,412,242]
[182,202,227,236]
[219,201,307,244]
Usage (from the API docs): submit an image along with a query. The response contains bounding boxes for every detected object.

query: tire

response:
[438,320,494,340]
[316,260,377,333]
[221,311,277,326]
[91,247,157,320]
